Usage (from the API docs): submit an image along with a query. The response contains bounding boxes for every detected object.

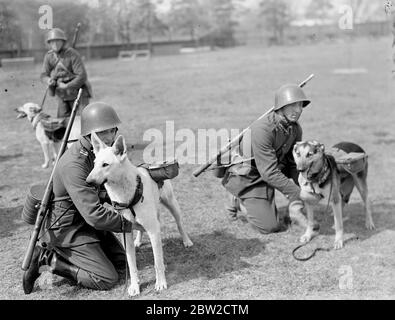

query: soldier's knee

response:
[247,216,280,234]
[77,269,119,291]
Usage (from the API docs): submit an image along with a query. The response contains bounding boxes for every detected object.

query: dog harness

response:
[302,155,332,197]
[31,112,51,130]
[111,175,144,217]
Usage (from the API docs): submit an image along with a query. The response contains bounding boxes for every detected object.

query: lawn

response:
[0,36,394,300]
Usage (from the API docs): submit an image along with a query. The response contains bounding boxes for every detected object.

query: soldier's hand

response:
[119,208,135,224]
[47,78,56,86]
[57,81,67,89]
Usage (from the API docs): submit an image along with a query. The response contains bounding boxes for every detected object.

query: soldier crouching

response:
[22,102,132,294]
[223,84,313,233]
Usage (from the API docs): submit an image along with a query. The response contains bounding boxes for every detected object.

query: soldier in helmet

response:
[40,27,92,118]
[224,84,311,233]
[22,102,132,294]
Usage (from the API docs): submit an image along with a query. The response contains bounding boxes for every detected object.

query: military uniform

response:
[224,111,302,233]
[41,136,131,290]
[40,46,91,118]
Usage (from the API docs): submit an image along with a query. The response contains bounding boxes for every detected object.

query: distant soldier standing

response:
[40,27,92,118]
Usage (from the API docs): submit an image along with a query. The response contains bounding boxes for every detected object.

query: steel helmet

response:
[46,28,67,43]
[274,84,310,111]
[80,102,121,136]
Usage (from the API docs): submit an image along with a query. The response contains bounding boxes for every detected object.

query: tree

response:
[134,0,168,51]
[0,0,24,51]
[258,0,290,45]
[169,0,209,43]
[201,0,238,47]
[305,0,334,21]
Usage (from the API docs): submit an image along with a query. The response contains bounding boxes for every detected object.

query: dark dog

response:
[292,140,375,249]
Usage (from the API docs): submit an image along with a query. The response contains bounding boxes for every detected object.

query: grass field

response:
[0,37,394,300]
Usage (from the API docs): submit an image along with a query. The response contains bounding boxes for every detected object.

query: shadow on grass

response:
[135,229,266,287]
[0,153,23,162]
[0,205,25,239]
[287,200,395,241]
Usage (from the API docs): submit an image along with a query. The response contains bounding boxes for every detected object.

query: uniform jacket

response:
[237,111,302,201]
[40,46,92,101]
[43,137,129,248]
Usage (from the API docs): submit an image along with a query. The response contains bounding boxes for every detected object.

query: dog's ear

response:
[293,141,302,152]
[91,132,106,154]
[113,135,127,161]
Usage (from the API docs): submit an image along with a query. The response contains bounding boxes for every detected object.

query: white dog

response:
[86,133,193,296]
[15,103,60,168]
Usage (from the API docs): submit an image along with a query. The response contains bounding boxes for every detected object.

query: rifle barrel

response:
[21,88,83,271]
[192,74,315,177]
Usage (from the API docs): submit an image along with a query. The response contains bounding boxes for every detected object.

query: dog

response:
[292,140,375,249]
[15,103,61,168]
[86,133,193,296]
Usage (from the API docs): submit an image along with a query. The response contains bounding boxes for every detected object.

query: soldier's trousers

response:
[56,95,89,118]
[226,191,285,234]
[53,231,126,290]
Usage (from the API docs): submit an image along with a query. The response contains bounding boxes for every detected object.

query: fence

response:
[0,39,197,62]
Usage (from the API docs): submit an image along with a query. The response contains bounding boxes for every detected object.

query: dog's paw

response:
[183,238,193,248]
[128,283,140,297]
[334,238,343,250]
[155,279,167,292]
[134,239,142,248]
[299,233,312,244]
[41,162,49,169]
[365,219,375,230]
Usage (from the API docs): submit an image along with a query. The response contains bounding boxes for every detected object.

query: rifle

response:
[46,23,82,100]
[192,74,315,178]
[21,88,83,271]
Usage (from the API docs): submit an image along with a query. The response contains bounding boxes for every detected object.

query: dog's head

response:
[86,132,128,186]
[15,103,42,120]
[293,140,325,179]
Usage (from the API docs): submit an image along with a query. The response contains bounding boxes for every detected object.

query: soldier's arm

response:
[60,161,130,232]
[252,125,300,202]
[64,49,87,91]
[40,53,52,85]
[280,124,303,184]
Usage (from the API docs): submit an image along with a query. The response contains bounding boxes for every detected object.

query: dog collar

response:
[315,156,331,187]
[112,175,144,216]
[31,112,50,130]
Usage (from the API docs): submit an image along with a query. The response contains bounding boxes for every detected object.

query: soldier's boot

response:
[225,194,240,221]
[49,254,80,283]
[22,246,53,294]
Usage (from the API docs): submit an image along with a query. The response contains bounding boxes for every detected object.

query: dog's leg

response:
[134,230,144,248]
[51,141,59,164]
[299,203,319,243]
[160,182,193,248]
[145,224,167,292]
[331,197,344,249]
[40,142,50,169]
[124,230,140,296]
[353,172,375,230]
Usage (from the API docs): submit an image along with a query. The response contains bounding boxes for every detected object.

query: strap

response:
[112,175,144,216]
[52,195,72,202]
[292,235,359,262]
